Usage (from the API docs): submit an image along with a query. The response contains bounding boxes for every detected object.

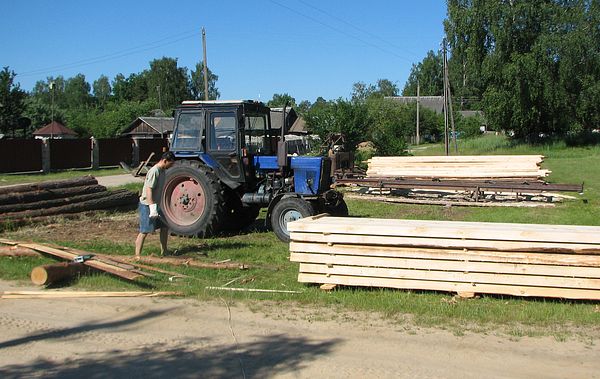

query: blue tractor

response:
[160,100,348,242]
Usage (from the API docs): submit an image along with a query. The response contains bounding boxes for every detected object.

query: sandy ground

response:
[96,174,144,188]
[0,280,598,379]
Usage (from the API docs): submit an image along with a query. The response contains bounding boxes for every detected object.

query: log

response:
[0,184,107,205]
[30,262,90,286]
[2,190,138,219]
[0,190,119,213]
[0,246,40,257]
[113,255,250,270]
[0,176,98,195]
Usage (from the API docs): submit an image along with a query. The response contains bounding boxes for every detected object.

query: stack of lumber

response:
[366,155,549,179]
[0,176,138,225]
[289,215,600,300]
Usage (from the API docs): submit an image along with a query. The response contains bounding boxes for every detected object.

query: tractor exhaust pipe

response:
[277,102,289,169]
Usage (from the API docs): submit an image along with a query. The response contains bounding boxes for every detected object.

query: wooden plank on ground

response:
[0,290,181,299]
[18,243,141,281]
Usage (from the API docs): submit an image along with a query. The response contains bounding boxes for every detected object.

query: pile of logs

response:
[289,215,600,300]
[366,155,549,180]
[0,176,138,226]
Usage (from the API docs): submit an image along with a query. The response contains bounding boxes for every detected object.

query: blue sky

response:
[1,0,447,102]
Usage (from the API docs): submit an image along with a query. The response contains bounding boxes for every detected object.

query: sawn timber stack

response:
[288,215,600,300]
[366,155,549,180]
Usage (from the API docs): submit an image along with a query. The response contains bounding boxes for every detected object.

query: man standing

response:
[135,151,175,259]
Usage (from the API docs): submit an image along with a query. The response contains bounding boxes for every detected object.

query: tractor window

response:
[244,115,268,154]
[210,112,237,151]
[172,112,203,151]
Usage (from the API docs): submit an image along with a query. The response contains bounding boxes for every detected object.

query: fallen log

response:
[0,176,98,195]
[30,262,90,286]
[0,246,40,257]
[0,190,118,214]
[0,184,107,206]
[0,290,182,299]
[2,190,138,219]
[114,255,250,270]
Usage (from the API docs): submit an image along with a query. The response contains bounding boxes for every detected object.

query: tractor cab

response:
[171,100,274,189]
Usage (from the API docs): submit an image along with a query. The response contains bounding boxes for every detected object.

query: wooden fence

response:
[0,138,168,174]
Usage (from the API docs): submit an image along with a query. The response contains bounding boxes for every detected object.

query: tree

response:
[146,57,189,110]
[93,75,111,106]
[189,61,220,100]
[64,74,92,109]
[402,50,444,96]
[444,0,600,139]
[351,81,375,102]
[0,67,27,137]
[304,98,368,152]
[375,79,399,97]
[267,93,296,108]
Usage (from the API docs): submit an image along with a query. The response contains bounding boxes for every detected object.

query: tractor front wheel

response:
[271,197,315,242]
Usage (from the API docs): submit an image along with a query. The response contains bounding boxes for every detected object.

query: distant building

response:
[33,121,78,139]
[270,108,309,135]
[121,117,174,139]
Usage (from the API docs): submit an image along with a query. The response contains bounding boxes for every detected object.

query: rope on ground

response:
[220,296,247,379]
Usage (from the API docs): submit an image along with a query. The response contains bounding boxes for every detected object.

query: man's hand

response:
[149,203,159,219]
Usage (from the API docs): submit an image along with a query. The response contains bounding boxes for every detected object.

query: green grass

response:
[0,167,126,186]
[1,135,600,340]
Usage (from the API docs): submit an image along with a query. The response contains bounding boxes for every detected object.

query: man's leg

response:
[135,233,148,258]
[159,227,169,255]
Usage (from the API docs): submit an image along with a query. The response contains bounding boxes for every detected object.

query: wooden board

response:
[297,273,600,300]
[290,232,600,254]
[288,217,600,245]
[290,242,600,267]
[297,263,600,290]
[290,251,600,278]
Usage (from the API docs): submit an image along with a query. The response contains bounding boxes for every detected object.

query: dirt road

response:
[0,280,598,379]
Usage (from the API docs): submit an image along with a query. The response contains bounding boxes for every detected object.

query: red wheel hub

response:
[163,176,206,226]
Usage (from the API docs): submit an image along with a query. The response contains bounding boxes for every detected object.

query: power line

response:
[296,0,419,57]
[17,29,202,78]
[269,0,413,63]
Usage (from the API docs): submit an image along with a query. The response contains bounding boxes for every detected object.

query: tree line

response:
[0,57,219,138]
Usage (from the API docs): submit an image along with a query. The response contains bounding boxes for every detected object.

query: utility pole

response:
[157,85,164,138]
[443,41,458,154]
[50,81,55,139]
[442,39,449,156]
[416,79,420,145]
[202,27,209,101]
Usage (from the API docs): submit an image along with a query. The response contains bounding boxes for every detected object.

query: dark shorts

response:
[138,202,164,233]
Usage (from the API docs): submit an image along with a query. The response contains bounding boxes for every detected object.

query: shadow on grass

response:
[0,334,340,378]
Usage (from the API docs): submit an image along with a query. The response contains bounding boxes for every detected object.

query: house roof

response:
[33,121,78,136]
[385,96,445,113]
[122,117,174,136]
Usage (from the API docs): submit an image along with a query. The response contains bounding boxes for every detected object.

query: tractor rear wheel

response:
[271,197,315,242]
[160,160,225,238]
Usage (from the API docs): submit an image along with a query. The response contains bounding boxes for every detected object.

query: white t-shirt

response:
[139,164,164,205]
